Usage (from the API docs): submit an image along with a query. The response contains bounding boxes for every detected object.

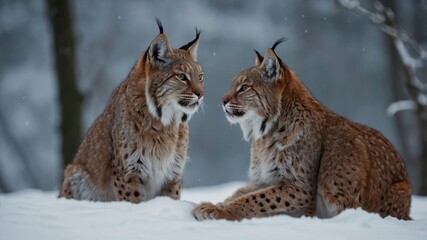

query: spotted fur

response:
[59,20,204,203]
[193,40,411,221]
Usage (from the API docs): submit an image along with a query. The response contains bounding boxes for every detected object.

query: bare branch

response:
[337,0,427,101]
[337,0,427,63]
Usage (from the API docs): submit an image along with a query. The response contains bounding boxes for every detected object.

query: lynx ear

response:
[259,49,280,83]
[254,49,264,66]
[259,38,286,83]
[147,19,173,66]
[180,28,201,61]
[148,34,173,66]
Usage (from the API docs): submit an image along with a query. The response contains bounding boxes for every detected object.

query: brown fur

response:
[193,43,411,221]
[59,21,203,203]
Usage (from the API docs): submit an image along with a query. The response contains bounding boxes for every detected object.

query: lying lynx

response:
[59,19,204,203]
[193,39,411,220]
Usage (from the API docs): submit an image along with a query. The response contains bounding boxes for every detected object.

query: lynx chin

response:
[59,19,204,203]
[193,38,411,221]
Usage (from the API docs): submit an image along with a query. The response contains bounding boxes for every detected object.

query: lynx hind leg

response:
[58,164,80,199]
[316,173,364,218]
[59,174,73,198]
[378,182,411,220]
[59,164,114,201]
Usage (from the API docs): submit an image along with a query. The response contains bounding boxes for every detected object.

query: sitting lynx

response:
[59,20,204,203]
[193,39,411,220]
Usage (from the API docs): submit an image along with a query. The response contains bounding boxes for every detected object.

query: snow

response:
[1,182,426,240]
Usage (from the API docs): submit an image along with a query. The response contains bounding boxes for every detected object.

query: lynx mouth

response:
[178,99,199,108]
[225,108,246,118]
[177,98,200,114]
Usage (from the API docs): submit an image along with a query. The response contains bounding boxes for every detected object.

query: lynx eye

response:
[176,73,187,81]
[238,84,250,93]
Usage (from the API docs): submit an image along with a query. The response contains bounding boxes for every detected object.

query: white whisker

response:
[199,100,207,115]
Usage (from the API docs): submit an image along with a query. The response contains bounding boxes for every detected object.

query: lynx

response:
[59,20,204,203]
[193,39,411,221]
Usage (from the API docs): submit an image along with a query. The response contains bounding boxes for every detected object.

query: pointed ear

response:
[254,49,264,66]
[187,38,199,61]
[148,34,173,66]
[180,28,201,61]
[259,49,281,83]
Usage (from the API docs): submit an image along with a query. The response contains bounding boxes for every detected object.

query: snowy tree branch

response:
[337,0,427,195]
[337,0,427,118]
[386,100,416,116]
[337,0,427,64]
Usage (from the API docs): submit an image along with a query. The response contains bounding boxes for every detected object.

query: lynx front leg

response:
[220,184,260,205]
[159,178,182,200]
[113,170,147,203]
[193,183,314,221]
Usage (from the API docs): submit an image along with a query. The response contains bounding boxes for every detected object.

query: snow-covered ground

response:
[1,182,426,240]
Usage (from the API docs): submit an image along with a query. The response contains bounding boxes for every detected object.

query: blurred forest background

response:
[0,0,426,194]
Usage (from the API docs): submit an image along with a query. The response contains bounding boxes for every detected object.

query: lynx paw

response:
[193,202,222,220]
[193,202,240,221]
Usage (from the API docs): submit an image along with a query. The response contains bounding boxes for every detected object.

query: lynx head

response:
[221,38,287,141]
[137,19,203,126]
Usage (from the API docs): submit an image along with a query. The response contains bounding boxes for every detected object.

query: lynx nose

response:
[194,90,203,99]
[222,96,229,106]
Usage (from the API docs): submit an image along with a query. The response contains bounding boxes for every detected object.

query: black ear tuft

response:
[180,28,201,50]
[271,37,287,51]
[155,18,164,34]
[254,49,264,63]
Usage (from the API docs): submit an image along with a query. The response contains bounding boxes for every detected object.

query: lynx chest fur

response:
[249,136,297,186]
[112,103,188,200]
[249,124,319,189]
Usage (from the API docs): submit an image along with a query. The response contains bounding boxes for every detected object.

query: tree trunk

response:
[382,0,410,161]
[413,0,427,195]
[378,0,427,195]
[46,0,82,170]
[417,117,427,195]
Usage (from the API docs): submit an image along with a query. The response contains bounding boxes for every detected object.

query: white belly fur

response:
[145,156,176,200]
[125,144,177,200]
